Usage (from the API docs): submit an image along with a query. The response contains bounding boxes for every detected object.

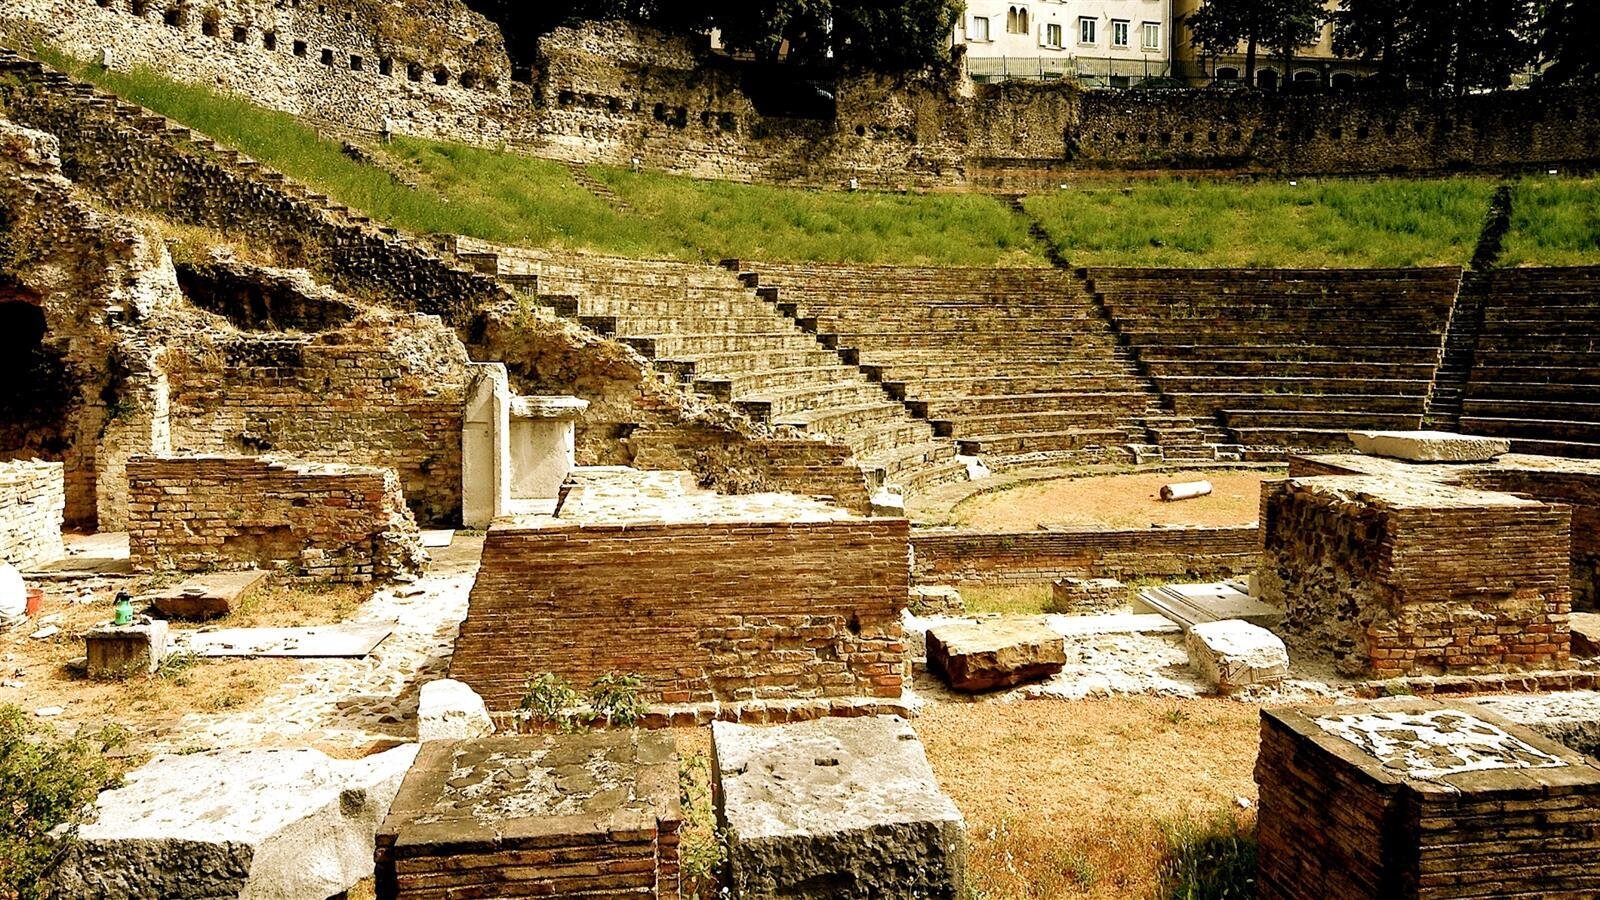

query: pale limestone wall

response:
[0,459,65,569]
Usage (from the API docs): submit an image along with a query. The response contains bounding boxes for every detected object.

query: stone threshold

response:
[1356,667,1600,700]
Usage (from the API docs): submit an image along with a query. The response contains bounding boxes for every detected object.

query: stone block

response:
[415,678,492,743]
[85,619,169,677]
[1572,612,1600,658]
[1347,430,1510,463]
[1134,581,1283,630]
[713,716,965,899]
[909,585,964,616]
[376,733,680,899]
[1474,692,1600,758]
[1186,620,1289,693]
[1049,576,1127,614]
[49,744,417,899]
[926,618,1066,692]
[143,571,268,621]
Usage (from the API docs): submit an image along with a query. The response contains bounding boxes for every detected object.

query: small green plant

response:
[516,673,582,733]
[588,673,646,728]
[677,751,727,898]
[1156,809,1257,900]
[0,704,118,900]
[154,649,199,682]
[1162,706,1192,726]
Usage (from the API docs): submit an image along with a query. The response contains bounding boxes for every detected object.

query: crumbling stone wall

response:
[126,454,424,581]
[452,517,909,712]
[0,115,179,527]
[1258,476,1571,677]
[163,264,470,523]
[0,459,64,569]
[6,11,1598,188]
[1465,468,1600,614]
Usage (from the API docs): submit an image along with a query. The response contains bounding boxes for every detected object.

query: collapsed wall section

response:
[126,454,424,581]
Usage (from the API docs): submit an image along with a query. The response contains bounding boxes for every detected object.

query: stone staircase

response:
[1087,267,1463,455]
[445,243,969,496]
[730,261,1229,465]
[1424,184,1513,431]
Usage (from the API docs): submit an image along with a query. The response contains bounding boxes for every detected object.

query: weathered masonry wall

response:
[1258,476,1571,678]
[126,455,424,582]
[910,526,1259,585]
[452,517,910,712]
[164,302,471,525]
[5,11,1599,188]
[1257,699,1600,900]
[0,459,64,569]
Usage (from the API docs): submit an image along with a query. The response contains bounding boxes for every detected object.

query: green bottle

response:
[113,590,133,627]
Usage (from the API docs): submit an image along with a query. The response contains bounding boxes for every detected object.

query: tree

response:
[1333,0,1538,94]
[711,0,835,65]
[833,0,963,71]
[1533,0,1600,85]
[1187,0,1325,88]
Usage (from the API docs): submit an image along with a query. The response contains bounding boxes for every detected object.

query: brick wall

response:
[1257,699,1600,900]
[165,312,469,525]
[910,526,1260,584]
[0,459,64,569]
[126,454,423,581]
[1258,476,1571,677]
[451,518,909,711]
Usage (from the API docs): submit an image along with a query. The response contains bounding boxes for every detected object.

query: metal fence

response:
[966,55,1174,87]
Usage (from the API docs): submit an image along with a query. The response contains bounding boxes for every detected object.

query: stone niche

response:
[375,732,681,899]
[460,362,588,527]
[1257,475,1571,678]
[126,454,424,582]
[0,459,64,569]
[1256,698,1600,899]
[450,468,908,715]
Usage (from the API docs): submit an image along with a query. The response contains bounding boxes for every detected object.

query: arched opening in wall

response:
[1331,72,1356,90]
[0,278,73,463]
[1257,69,1279,90]
[1293,70,1319,86]
[460,71,479,89]
[407,62,424,82]
[1215,66,1240,83]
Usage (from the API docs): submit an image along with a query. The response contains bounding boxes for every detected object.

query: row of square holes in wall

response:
[89,0,499,90]
[1104,118,1495,146]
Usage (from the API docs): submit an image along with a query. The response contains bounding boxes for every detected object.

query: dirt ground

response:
[915,697,1263,900]
[0,570,369,762]
[951,470,1273,531]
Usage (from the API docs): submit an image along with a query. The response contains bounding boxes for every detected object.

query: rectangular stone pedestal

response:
[85,620,169,677]
[376,733,681,899]
[713,716,965,899]
[1257,698,1600,899]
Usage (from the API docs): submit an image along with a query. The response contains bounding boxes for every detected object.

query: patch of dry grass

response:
[915,698,1261,899]
[225,579,371,628]
[960,584,1054,616]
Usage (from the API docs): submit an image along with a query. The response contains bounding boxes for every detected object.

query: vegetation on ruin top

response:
[1502,176,1600,267]
[1024,177,1499,269]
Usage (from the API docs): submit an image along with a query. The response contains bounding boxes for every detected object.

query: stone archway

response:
[0,276,74,463]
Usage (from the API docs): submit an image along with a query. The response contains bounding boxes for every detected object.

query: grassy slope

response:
[33,51,1037,265]
[1501,176,1600,267]
[1025,177,1498,269]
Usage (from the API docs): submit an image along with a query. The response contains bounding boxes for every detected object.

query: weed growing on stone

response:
[676,749,728,899]
[588,672,646,728]
[515,672,648,732]
[0,704,119,900]
[1155,808,1257,900]
[516,673,583,733]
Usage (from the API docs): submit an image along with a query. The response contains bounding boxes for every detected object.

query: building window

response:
[1045,23,1062,48]
[971,16,990,42]
[1078,17,1096,45]
[350,54,363,71]
[320,48,334,67]
[1006,6,1029,35]
[1141,22,1161,51]
[379,57,393,76]
[1112,20,1129,48]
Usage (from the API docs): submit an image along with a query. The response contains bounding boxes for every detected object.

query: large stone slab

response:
[50,744,417,899]
[375,732,680,899]
[143,571,268,621]
[926,618,1066,692]
[1187,620,1289,693]
[713,716,964,899]
[1134,581,1283,631]
[1347,430,1510,463]
[1473,692,1600,758]
[1572,612,1600,658]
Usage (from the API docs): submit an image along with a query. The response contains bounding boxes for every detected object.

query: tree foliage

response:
[465,0,962,73]
[1187,0,1325,86]
[1332,0,1538,93]
[0,706,117,900]
[1533,0,1600,86]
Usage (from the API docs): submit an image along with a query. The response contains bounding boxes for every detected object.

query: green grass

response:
[1024,177,1497,268]
[29,50,1036,265]
[1501,176,1600,267]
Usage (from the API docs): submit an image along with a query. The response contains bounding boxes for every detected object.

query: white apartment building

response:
[957,0,1172,85]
